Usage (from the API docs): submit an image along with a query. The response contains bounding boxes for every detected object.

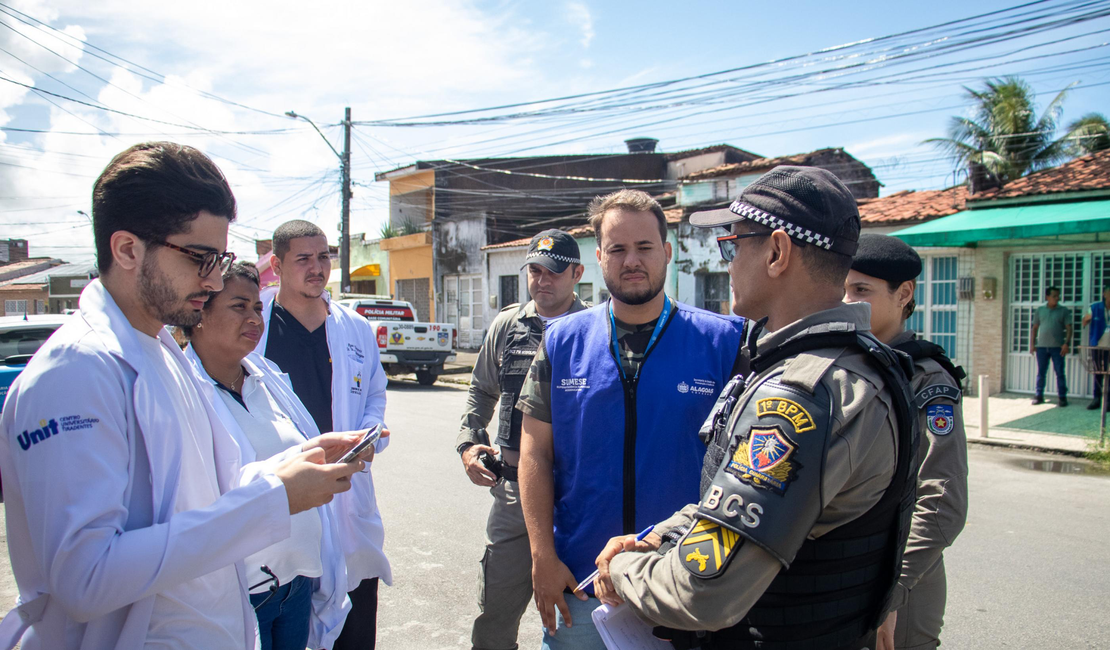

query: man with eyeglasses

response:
[592,167,919,650]
[0,142,366,650]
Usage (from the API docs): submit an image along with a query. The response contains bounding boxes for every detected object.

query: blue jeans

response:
[250,574,313,650]
[1035,347,1068,398]
[540,595,607,650]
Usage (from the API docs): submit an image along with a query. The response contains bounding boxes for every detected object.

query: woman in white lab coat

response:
[185,262,364,650]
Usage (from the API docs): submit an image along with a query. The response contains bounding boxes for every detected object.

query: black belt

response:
[500,462,518,482]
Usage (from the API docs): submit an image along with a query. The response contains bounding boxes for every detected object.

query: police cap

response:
[688,166,861,257]
[850,233,922,284]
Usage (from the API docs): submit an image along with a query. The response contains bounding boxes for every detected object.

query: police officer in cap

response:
[456,228,588,650]
[845,233,968,650]
[593,166,920,650]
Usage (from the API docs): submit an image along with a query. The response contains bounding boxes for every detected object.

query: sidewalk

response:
[962,392,1106,455]
[433,354,1104,456]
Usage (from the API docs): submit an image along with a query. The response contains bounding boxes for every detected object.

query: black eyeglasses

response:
[716,232,771,262]
[156,240,236,278]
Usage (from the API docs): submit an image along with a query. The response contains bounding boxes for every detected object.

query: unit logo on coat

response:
[926,404,955,435]
[726,425,799,495]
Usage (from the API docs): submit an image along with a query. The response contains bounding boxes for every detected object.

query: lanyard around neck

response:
[609,294,672,382]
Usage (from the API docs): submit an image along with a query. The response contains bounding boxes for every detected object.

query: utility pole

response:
[341,106,352,294]
[285,107,353,293]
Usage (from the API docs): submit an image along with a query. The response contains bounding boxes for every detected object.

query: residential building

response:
[0,261,96,315]
[867,150,1110,398]
[374,141,760,346]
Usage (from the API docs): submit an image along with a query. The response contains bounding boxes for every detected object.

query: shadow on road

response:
[386,378,466,392]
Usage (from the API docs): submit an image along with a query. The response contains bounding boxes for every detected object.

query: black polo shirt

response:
[264,302,334,434]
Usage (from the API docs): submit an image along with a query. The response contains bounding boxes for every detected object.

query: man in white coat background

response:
[0,142,365,650]
[257,219,391,649]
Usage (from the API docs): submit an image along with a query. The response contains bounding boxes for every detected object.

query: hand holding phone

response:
[337,424,384,464]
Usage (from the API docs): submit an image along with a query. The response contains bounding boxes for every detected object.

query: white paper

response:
[592,603,673,650]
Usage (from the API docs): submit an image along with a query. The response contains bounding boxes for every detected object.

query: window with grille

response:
[698,273,731,315]
[1009,253,1086,355]
[4,300,26,315]
[906,256,959,359]
[576,282,593,304]
[500,275,519,308]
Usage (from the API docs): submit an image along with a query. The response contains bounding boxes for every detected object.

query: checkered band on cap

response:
[727,199,834,251]
[526,250,579,264]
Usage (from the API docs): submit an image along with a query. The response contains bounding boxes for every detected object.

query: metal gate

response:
[443,274,484,349]
[1006,251,1110,397]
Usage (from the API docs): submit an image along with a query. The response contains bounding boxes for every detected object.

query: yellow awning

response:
[351,264,381,278]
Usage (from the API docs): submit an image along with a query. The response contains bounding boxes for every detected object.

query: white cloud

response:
[566,2,594,49]
[0,0,561,262]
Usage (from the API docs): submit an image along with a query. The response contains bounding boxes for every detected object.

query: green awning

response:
[891,199,1110,247]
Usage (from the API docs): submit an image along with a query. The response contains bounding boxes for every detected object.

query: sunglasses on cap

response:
[716,232,771,263]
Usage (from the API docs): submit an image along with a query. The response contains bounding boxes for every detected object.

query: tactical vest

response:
[495,305,545,450]
[893,338,966,390]
[678,327,920,650]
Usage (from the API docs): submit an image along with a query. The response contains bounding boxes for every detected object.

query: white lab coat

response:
[0,280,293,650]
[184,345,352,650]
[256,289,392,587]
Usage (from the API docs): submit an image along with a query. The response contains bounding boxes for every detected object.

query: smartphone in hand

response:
[336,424,384,464]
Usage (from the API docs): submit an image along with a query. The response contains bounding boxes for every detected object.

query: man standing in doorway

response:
[1030,286,1072,407]
[257,220,391,649]
[457,229,589,650]
[1082,285,1110,410]
[517,190,747,648]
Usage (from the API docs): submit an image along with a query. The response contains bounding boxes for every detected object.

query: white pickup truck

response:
[337,295,457,385]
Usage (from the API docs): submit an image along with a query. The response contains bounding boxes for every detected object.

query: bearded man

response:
[516,190,748,648]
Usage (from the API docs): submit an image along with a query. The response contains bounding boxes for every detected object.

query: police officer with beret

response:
[456,229,588,650]
[593,166,920,650]
[845,234,968,650]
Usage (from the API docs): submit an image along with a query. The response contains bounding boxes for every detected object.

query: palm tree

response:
[1064,113,1110,156]
[926,77,1073,186]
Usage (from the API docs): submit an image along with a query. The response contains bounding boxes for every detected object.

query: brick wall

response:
[970,248,1007,395]
[0,288,48,316]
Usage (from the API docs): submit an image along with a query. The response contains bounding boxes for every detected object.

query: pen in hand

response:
[573,524,655,594]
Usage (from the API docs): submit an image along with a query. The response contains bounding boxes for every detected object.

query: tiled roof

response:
[0,258,54,274]
[8,261,97,285]
[483,207,684,251]
[682,148,850,181]
[977,149,1110,199]
[858,187,969,225]
[0,282,46,292]
[664,144,763,161]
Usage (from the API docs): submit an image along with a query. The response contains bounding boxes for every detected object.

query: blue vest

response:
[546,300,745,586]
[1090,301,1107,346]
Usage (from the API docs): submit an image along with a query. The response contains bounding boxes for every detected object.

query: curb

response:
[966,436,1088,458]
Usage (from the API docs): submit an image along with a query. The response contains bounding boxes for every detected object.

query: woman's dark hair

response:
[885,278,917,322]
[93,142,236,274]
[178,262,260,339]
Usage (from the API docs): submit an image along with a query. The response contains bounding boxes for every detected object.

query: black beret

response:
[850,233,922,284]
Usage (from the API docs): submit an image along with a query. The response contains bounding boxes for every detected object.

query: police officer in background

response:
[456,229,589,650]
[845,234,968,650]
[594,166,920,650]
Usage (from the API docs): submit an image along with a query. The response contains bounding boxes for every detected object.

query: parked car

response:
[0,314,70,410]
[336,295,457,385]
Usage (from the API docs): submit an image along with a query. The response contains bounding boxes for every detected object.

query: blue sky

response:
[0,0,1106,262]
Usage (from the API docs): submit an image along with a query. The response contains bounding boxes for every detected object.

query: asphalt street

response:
[0,380,1107,649]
